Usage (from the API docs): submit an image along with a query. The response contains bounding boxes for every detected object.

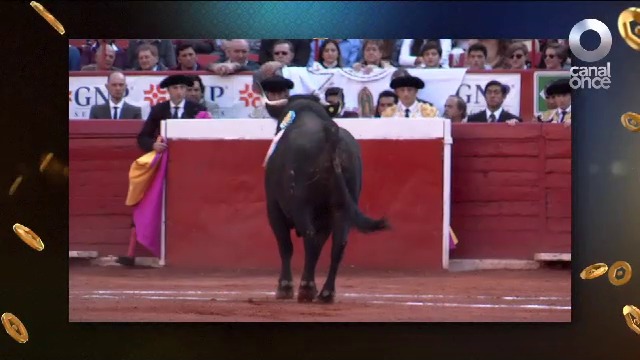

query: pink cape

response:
[132,150,168,257]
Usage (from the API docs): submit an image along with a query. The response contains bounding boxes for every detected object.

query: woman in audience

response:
[505,42,530,69]
[352,40,395,74]
[542,42,570,70]
[309,40,343,70]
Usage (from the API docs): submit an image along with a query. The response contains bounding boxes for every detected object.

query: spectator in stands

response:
[377,40,401,67]
[352,40,394,74]
[468,39,511,69]
[69,45,81,71]
[381,74,438,118]
[269,40,296,66]
[543,42,569,70]
[466,43,491,70]
[133,44,168,71]
[173,39,216,54]
[444,95,467,123]
[309,40,344,70]
[308,39,361,68]
[173,43,203,71]
[207,39,260,75]
[324,87,359,118]
[259,39,311,67]
[374,90,398,117]
[537,78,571,126]
[505,42,530,69]
[416,41,443,68]
[89,72,142,120]
[399,39,452,68]
[127,39,176,70]
[81,44,121,71]
[466,80,521,124]
[137,75,207,154]
[187,75,218,116]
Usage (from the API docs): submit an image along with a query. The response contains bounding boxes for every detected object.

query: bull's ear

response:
[326,104,340,117]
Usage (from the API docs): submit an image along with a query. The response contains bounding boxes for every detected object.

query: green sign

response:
[533,71,569,114]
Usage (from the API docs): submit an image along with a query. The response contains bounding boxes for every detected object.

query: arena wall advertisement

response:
[69,68,523,120]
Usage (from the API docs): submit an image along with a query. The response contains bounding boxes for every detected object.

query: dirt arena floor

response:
[69,264,571,322]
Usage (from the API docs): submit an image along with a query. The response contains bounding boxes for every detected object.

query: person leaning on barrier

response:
[259,75,295,134]
[137,74,207,153]
[466,80,520,125]
[537,78,571,127]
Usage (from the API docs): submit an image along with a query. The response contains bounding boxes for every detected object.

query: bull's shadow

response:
[264,95,390,304]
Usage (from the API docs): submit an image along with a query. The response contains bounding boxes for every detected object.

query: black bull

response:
[264,96,390,303]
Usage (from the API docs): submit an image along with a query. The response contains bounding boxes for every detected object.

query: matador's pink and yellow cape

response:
[124,138,168,258]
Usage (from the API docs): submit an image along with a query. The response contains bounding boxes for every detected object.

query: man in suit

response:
[537,78,571,126]
[467,80,521,125]
[381,74,439,118]
[89,72,142,120]
[325,87,359,118]
[137,74,207,153]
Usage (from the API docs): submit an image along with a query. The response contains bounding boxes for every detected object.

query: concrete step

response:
[448,259,540,272]
[534,253,571,262]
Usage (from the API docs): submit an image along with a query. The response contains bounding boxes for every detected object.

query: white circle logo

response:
[569,19,613,62]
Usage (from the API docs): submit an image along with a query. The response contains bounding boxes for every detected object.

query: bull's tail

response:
[323,123,390,234]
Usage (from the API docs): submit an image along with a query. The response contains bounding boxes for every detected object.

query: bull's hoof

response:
[276,281,294,300]
[297,281,317,303]
[317,289,336,304]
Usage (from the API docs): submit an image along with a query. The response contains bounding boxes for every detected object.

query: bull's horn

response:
[262,97,289,106]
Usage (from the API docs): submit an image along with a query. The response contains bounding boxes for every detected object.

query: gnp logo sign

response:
[568,19,613,89]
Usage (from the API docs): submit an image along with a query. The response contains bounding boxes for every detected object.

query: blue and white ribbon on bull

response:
[263,110,296,167]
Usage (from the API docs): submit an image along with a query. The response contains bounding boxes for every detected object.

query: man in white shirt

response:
[381,74,439,118]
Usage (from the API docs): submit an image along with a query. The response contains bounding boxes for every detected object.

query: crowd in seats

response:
[69,39,572,72]
[71,39,572,126]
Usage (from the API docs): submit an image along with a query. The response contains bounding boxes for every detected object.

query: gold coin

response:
[618,8,640,51]
[620,112,640,132]
[9,175,23,196]
[39,153,54,172]
[608,261,632,286]
[1,313,28,343]
[580,263,608,280]
[623,305,640,335]
[30,1,65,35]
[12,224,45,251]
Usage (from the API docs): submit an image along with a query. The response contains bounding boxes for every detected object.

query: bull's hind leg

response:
[267,201,294,300]
[298,230,330,302]
[318,212,350,304]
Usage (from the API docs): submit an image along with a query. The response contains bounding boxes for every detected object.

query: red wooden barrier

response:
[449,123,571,259]
[69,121,571,263]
